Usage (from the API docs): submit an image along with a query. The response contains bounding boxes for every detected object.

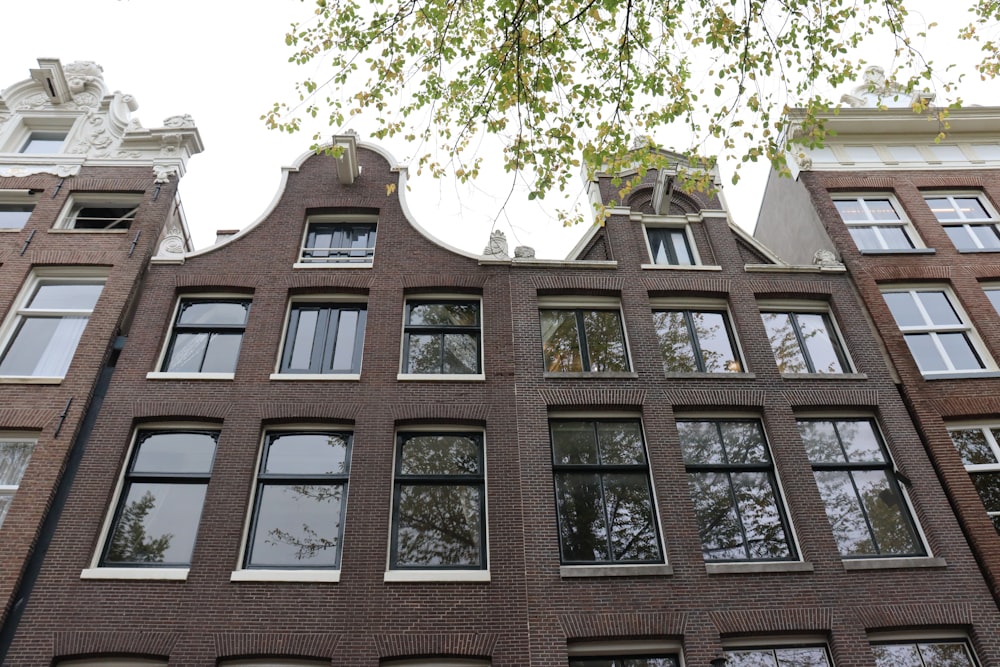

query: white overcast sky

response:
[1,0,995,256]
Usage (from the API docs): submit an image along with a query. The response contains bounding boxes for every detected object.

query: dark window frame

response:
[539,307,631,373]
[947,423,1000,533]
[300,220,377,264]
[652,307,743,373]
[871,639,979,667]
[761,309,850,374]
[401,299,482,375]
[645,226,695,265]
[160,298,251,373]
[279,301,367,374]
[570,654,681,667]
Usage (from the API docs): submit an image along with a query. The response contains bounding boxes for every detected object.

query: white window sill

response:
[0,376,63,384]
[842,556,946,570]
[706,561,814,574]
[269,373,360,381]
[230,569,340,582]
[641,263,723,271]
[920,370,1000,380]
[397,373,485,382]
[859,248,935,255]
[80,567,189,581]
[560,563,672,578]
[384,570,490,583]
[780,372,867,381]
[292,262,373,269]
[0,228,24,233]
[146,371,235,380]
[663,372,755,380]
[543,371,638,380]
[49,228,129,234]
[957,248,1000,254]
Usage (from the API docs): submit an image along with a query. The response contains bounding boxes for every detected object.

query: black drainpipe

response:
[0,335,125,662]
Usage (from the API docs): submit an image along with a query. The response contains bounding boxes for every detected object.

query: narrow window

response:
[653,308,742,372]
[401,300,481,374]
[0,203,33,229]
[0,435,35,529]
[540,308,630,373]
[645,227,695,265]
[280,302,366,374]
[161,299,250,373]
[833,196,917,251]
[947,425,1000,533]
[761,310,848,374]
[300,219,377,264]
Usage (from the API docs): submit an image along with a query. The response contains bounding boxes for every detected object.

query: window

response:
[925,193,1000,251]
[19,131,67,154]
[279,301,366,375]
[984,286,1000,314]
[390,431,485,569]
[300,217,377,264]
[725,646,832,667]
[760,308,849,374]
[540,301,630,373]
[244,431,351,569]
[872,640,979,667]
[160,298,250,374]
[946,424,1000,533]
[798,419,923,558]
[833,196,918,251]
[882,287,989,376]
[677,419,796,561]
[652,306,742,373]
[0,273,105,379]
[57,193,141,230]
[101,429,218,567]
[0,192,34,229]
[0,435,35,529]
[645,226,695,265]
[550,419,663,564]
[570,657,679,667]
[401,300,481,375]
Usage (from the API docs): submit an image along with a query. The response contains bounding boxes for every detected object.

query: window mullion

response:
[683,311,707,372]
[788,314,815,373]
[316,307,335,372]
[576,310,592,371]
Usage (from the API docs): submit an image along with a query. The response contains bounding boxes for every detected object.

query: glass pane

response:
[945,226,976,250]
[726,650,779,667]
[775,648,831,667]
[867,199,901,220]
[879,226,914,249]
[853,470,920,555]
[883,291,923,327]
[798,420,845,463]
[405,333,442,373]
[653,311,698,372]
[889,145,923,162]
[670,229,694,265]
[692,311,740,372]
[872,644,923,667]
[938,332,984,371]
[132,431,217,474]
[29,283,102,310]
[572,658,678,667]
[540,310,583,372]
[165,332,208,372]
[104,482,208,565]
[917,291,961,325]
[732,471,790,559]
[797,313,844,373]
[950,428,998,465]
[814,470,875,555]
[400,434,480,475]
[287,308,319,370]
[247,483,344,567]
[971,471,1000,513]
[442,333,479,373]
[604,473,660,561]
[647,228,691,265]
[408,302,478,326]
[0,441,34,486]
[836,420,884,463]
[761,312,808,373]
[0,495,10,527]
[583,310,629,371]
[985,289,1000,313]
[970,225,1000,248]
[916,642,976,667]
[678,421,724,464]
[597,421,645,465]
[0,316,86,377]
[930,145,966,161]
[551,422,598,465]
[555,472,608,561]
[848,226,881,251]
[20,133,65,154]
[835,200,868,221]
[0,205,32,229]
[688,471,746,560]
[178,301,248,325]
[719,421,767,463]
[395,484,481,566]
[329,309,362,372]
[904,334,948,373]
[264,432,349,475]
[201,333,243,372]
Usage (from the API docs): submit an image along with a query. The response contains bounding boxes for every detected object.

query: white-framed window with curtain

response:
[0,433,36,529]
[0,269,106,381]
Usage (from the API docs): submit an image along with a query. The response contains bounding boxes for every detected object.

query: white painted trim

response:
[292,262,373,270]
[145,372,235,380]
[269,373,361,381]
[640,263,723,271]
[842,556,946,570]
[383,569,490,583]
[80,567,189,580]
[0,376,63,384]
[396,373,485,382]
[706,561,814,574]
[560,564,672,578]
[229,569,341,583]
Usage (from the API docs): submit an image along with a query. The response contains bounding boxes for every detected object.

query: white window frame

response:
[0,268,107,383]
[758,299,856,377]
[945,421,1000,531]
[53,192,143,232]
[881,286,995,378]
[831,194,923,252]
[3,115,78,154]
[649,297,748,375]
[0,189,38,231]
[231,425,353,582]
[983,283,1000,314]
[384,425,490,583]
[147,294,251,380]
[271,294,367,381]
[397,295,485,381]
[538,295,635,377]
[924,192,1000,252]
[0,432,37,530]
[295,213,378,268]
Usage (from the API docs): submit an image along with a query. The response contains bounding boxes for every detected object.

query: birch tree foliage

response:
[264,0,991,221]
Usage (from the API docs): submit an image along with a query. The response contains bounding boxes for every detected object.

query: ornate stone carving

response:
[840,66,933,109]
[0,164,81,178]
[155,219,187,259]
[483,230,509,258]
[813,249,841,267]
[18,93,50,110]
[514,245,536,259]
[795,153,813,170]
[153,165,179,183]
[163,114,195,129]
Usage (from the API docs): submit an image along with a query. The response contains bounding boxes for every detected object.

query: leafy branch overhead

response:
[266,0,998,219]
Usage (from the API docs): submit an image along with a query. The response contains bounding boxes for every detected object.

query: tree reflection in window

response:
[103,430,218,566]
[726,646,832,667]
[653,309,742,373]
[678,420,795,561]
[391,432,485,569]
[761,311,847,374]
[540,308,629,372]
[551,420,663,564]
[570,656,679,667]
[798,419,923,558]
[246,431,351,568]
[948,425,1000,533]
[402,301,481,374]
[872,640,978,667]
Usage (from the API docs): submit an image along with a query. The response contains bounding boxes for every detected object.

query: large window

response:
[760,308,849,374]
[401,300,481,375]
[652,306,742,373]
[947,424,1000,533]
[570,657,679,667]
[834,196,918,251]
[300,218,377,264]
[244,431,352,569]
[725,646,832,667]
[925,193,1000,251]
[798,419,923,558]
[101,429,218,567]
[279,301,366,375]
[0,273,105,379]
[540,303,630,373]
[677,419,796,561]
[57,193,142,230]
[0,434,35,529]
[645,226,695,266]
[872,640,979,667]
[550,419,663,564]
[160,298,250,374]
[390,431,485,569]
[882,287,989,377]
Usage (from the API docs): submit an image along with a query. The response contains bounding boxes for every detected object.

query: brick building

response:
[0,58,202,643]
[755,67,1000,613]
[0,75,997,665]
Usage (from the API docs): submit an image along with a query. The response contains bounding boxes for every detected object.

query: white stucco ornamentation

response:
[840,66,934,109]
[153,164,179,183]
[0,164,81,178]
[483,230,510,258]
[813,249,842,267]
[163,115,196,129]
[153,217,188,262]
[514,245,536,259]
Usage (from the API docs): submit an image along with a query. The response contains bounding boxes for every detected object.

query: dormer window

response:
[19,131,67,154]
[298,215,377,267]
[645,227,695,265]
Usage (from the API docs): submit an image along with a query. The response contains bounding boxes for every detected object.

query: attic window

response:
[57,194,142,231]
[19,131,67,154]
